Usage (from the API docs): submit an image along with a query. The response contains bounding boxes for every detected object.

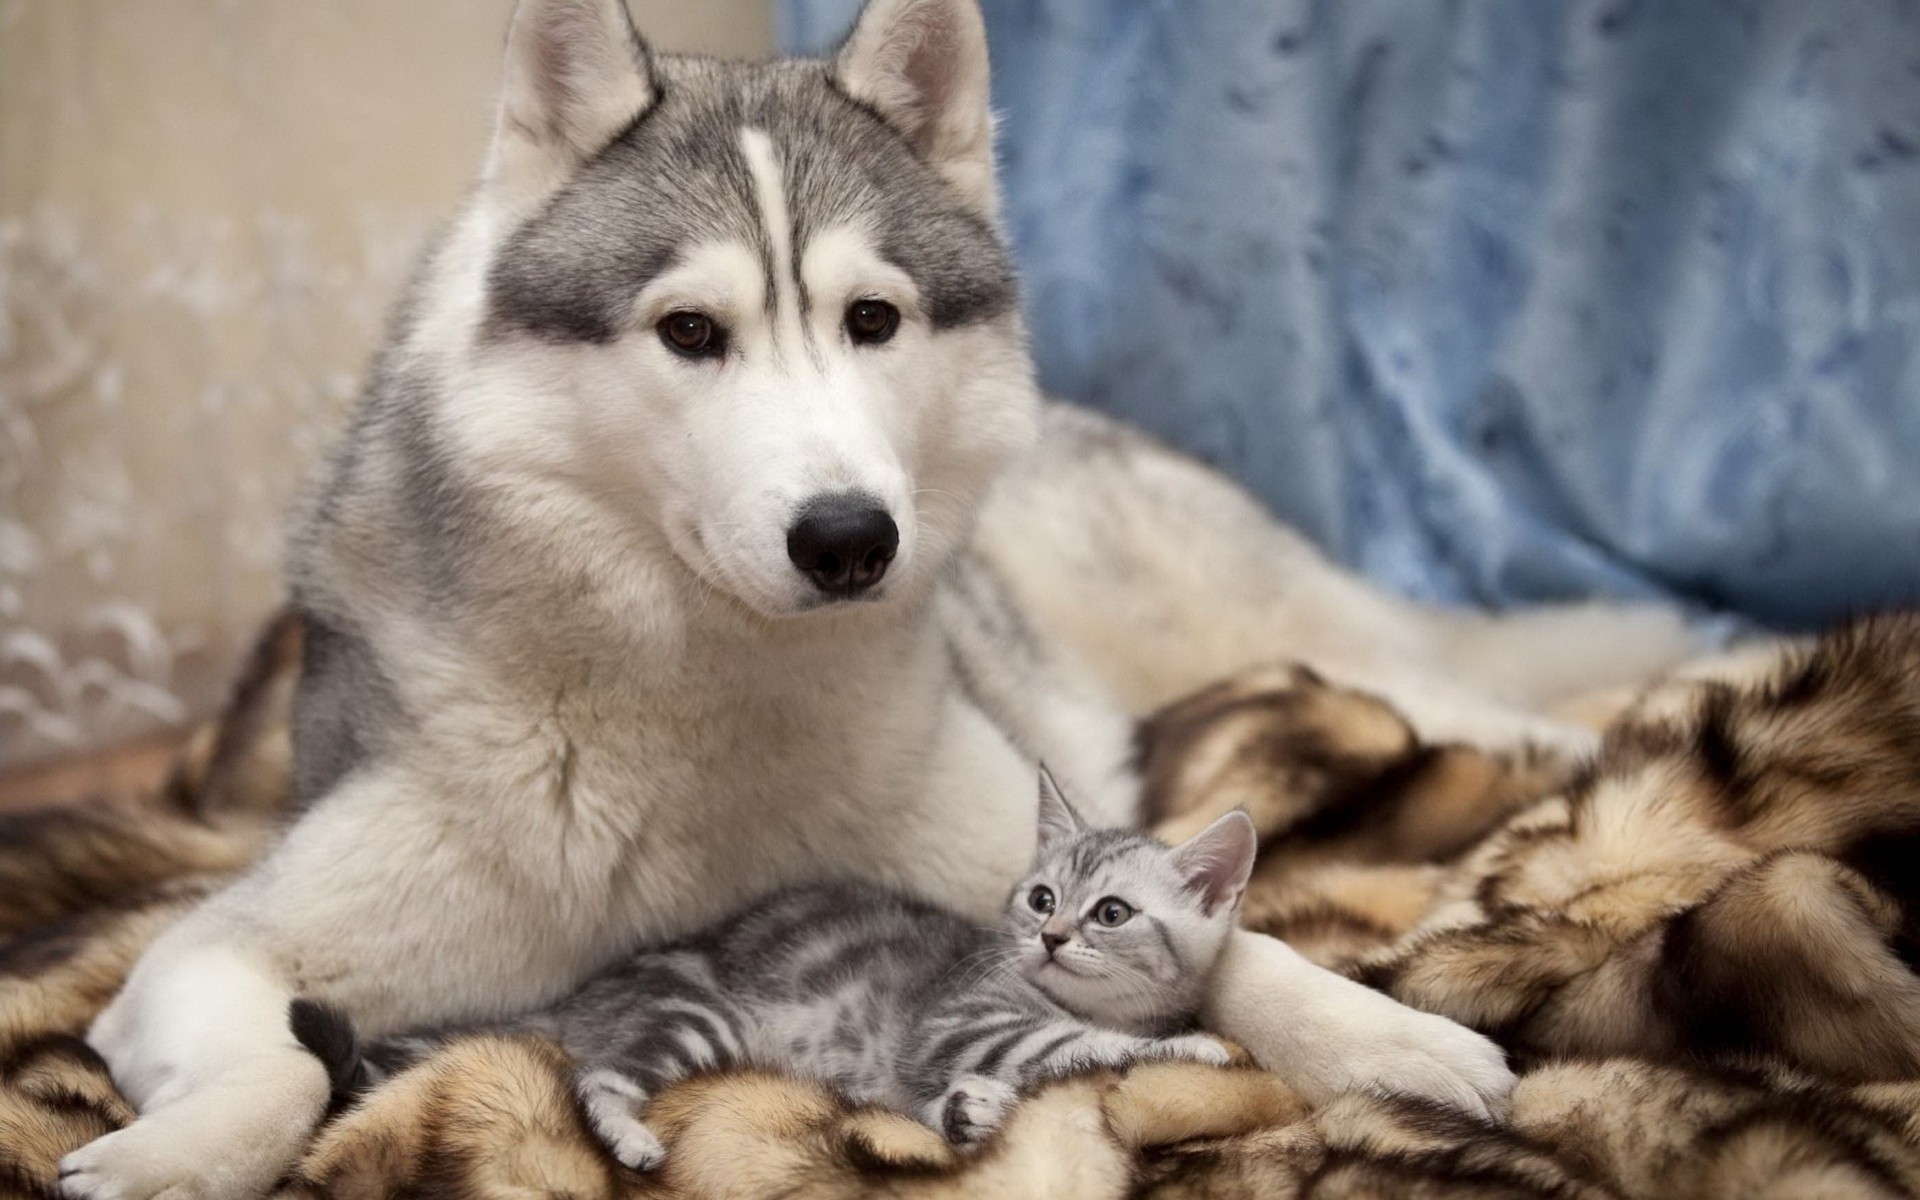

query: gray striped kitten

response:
[367,771,1257,1169]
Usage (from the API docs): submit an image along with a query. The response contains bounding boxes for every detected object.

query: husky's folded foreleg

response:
[59,764,606,1200]
[57,936,330,1200]
[1201,928,1514,1120]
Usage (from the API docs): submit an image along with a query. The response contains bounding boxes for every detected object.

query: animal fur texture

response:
[57,1,1721,1192]
[6,611,1920,1198]
[360,789,1253,1169]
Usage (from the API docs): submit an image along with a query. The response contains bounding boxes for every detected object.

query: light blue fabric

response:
[784,0,1920,628]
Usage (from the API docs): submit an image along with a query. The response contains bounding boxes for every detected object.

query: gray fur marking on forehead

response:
[1062,829,1152,882]
[738,126,794,333]
[485,56,1015,343]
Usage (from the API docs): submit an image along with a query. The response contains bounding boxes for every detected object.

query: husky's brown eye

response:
[845,299,899,345]
[659,311,723,357]
[1028,886,1055,914]
[1093,898,1132,927]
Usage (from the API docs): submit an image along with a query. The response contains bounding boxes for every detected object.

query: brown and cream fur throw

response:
[6,612,1920,1198]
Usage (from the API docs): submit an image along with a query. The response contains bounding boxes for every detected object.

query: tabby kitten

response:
[366,771,1257,1170]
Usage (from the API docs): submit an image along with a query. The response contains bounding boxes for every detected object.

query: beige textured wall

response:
[0,0,775,769]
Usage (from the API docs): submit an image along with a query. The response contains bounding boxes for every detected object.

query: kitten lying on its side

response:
[342,771,1257,1169]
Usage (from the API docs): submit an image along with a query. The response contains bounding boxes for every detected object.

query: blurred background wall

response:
[0,0,773,776]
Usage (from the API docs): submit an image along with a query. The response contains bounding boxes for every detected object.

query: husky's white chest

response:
[411,614,1033,950]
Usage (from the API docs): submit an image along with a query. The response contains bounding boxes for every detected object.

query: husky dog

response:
[60,2,1698,1197]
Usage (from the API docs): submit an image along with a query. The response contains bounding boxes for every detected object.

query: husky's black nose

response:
[786,493,899,596]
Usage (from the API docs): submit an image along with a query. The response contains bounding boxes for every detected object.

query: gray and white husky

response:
[61,2,1700,1197]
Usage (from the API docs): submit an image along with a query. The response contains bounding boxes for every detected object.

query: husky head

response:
[409,0,1037,619]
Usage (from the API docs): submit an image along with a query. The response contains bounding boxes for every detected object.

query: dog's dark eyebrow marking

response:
[483,85,761,344]
[791,237,812,320]
[793,236,830,371]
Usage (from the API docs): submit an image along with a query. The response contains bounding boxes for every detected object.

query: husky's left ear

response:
[1172,810,1258,917]
[487,0,656,210]
[835,0,997,213]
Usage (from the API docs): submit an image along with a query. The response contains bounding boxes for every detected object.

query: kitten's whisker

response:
[1090,960,1159,1026]
[940,943,1020,994]
[953,949,1021,993]
[943,950,1003,988]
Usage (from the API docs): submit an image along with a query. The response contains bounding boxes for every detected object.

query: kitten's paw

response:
[939,1075,1018,1148]
[599,1116,667,1172]
[577,1068,666,1171]
[1151,1034,1232,1069]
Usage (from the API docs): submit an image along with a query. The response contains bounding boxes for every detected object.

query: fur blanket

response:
[6,612,1920,1199]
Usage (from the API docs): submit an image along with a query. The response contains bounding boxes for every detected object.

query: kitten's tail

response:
[289,998,374,1111]
[289,998,441,1111]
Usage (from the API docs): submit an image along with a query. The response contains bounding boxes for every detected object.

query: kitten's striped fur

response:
[366,772,1257,1168]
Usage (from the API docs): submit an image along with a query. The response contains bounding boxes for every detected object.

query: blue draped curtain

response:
[783,0,1920,628]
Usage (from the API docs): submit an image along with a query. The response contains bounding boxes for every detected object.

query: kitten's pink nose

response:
[1042,931,1070,956]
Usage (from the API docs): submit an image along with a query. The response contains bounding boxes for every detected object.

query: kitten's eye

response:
[845,299,900,345]
[658,310,725,358]
[1094,898,1133,927]
[1028,886,1055,914]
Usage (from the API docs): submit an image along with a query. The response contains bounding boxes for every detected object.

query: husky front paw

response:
[1216,934,1515,1121]
[58,1117,248,1200]
[938,1075,1018,1147]
[57,1061,326,1200]
[1330,999,1513,1121]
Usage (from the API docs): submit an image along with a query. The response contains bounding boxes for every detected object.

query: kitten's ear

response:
[1173,810,1258,917]
[834,0,997,213]
[487,0,656,209]
[1035,765,1086,850]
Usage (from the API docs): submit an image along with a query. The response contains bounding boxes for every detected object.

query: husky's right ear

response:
[1035,764,1086,851]
[835,0,998,214]
[486,0,655,210]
